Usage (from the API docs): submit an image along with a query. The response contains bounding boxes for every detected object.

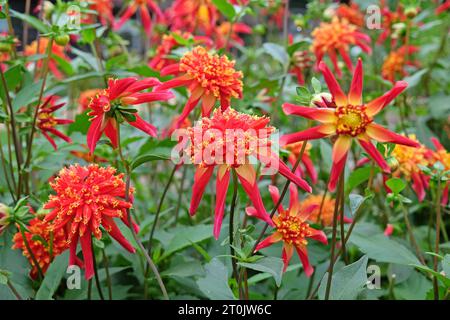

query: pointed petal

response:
[318,61,347,106]
[288,183,299,213]
[365,81,408,116]
[254,232,283,252]
[280,124,336,146]
[366,123,420,147]
[277,156,312,193]
[214,167,230,239]
[79,232,94,280]
[102,217,136,253]
[127,114,157,137]
[140,6,152,36]
[201,94,216,116]
[296,245,314,277]
[328,151,348,192]
[104,119,118,148]
[358,136,390,173]
[302,154,318,184]
[234,164,256,185]
[115,6,137,30]
[189,166,214,215]
[309,229,328,244]
[332,135,352,164]
[282,104,335,123]
[348,58,363,105]
[87,116,104,154]
[282,244,294,272]
[268,185,284,214]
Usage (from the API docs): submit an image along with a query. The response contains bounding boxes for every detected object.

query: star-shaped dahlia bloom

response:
[43,164,137,279]
[181,108,312,239]
[311,17,371,77]
[250,184,327,275]
[86,77,174,153]
[37,96,73,150]
[157,46,243,129]
[280,59,420,191]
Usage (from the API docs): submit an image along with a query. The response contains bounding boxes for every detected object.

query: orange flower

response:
[78,89,102,112]
[168,0,218,36]
[299,194,351,226]
[382,45,419,83]
[158,46,243,128]
[281,59,420,191]
[391,134,430,201]
[149,31,212,71]
[311,17,371,77]
[43,164,137,279]
[251,185,327,275]
[285,142,317,184]
[182,108,311,239]
[13,217,68,279]
[213,22,252,49]
[24,38,69,79]
[335,3,365,27]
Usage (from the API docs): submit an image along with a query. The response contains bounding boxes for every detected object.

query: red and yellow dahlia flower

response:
[86,77,173,153]
[168,0,218,36]
[43,164,137,279]
[37,96,73,150]
[251,185,327,275]
[181,108,312,239]
[280,59,420,191]
[311,17,371,77]
[382,45,419,83]
[115,0,165,36]
[158,46,243,128]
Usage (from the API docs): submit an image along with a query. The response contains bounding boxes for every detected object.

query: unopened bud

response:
[0,203,11,234]
[404,7,419,19]
[310,92,333,107]
[387,156,399,172]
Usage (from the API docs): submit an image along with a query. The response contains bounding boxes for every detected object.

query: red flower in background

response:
[182,108,312,239]
[377,3,409,47]
[430,137,450,205]
[13,217,68,279]
[24,38,69,79]
[280,59,420,191]
[86,77,173,153]
[213,22,252,49]
[37,96,73,150]
[251,184,327,275]
[78,88,102,112]
[83,0,114,26]
[436,0,450,14]
[300,194,352,227]
[168,0,218,36]
[158,46,243,128]
[335,3,365,27]
[285,142,318,184]
[311,17,371,77]
[115,0,165,36]
[149,31,212,71]
[382,45,419,83]
[43,164,137,279]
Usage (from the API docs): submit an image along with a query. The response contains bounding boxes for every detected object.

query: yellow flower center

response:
[275,214,310,246]
[335,105,371,137]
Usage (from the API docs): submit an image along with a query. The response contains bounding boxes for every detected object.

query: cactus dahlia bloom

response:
[285,142,317,184]
[43,164,137,279]
[382,45,419,83]
[251,185,327,275]
[311,17,371,77]
[37,96,73,150]
[13,217,68,279]
[181,108,312,239]
[158,47,243,128]
[115,0,165,36]
[391,135,431,201]
[281,59,420,191]
[24,38,69,79]
[168,0,218,36]
[299,194,351,226]
[86,77,173,153]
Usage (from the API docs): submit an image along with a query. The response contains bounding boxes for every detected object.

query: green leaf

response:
[10,10,50,33]
[263,43,289,68]
[196,258,236,300]
[80,28,96,44]
[311,77,322,93]
[350,232,420,265]
[51,54,74,76]
[212,0,236,20]
[12,80,43,112]
[0,64,23,102]
[35,251,69,300]
[443,254,450,279]
[411,264,450,288]
[385,177,406,194]
[404,69,429,90]
[346,166,380,193]
[161,224,214,259]
[238,257,284,287]
[348,194,365,217]
[318,255,368,300]
[131,153,171,171]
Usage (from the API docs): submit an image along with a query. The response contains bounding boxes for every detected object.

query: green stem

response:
[102,249,113,300]
[433,178,442,300]
[401,203,426,265]
[91,238,105,300]
[18,223,44,280]
[7,280,23,300]
[324,172,344,300]
[229,170,239,288]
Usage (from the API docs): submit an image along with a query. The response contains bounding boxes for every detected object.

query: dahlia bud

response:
[0,203,11,234]
[404,7,419,19]
[386,156,400,172]
[54,34,70,46]
[253,24,266,35]
[391,23,406,39]
[43,1,55,19]
[310,92,333,108]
